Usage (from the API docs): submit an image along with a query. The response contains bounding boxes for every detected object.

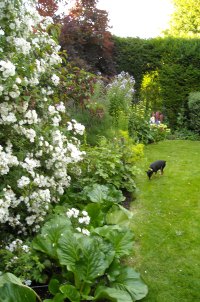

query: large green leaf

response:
[105,259,121,282]
[0,273,22,287]
[85,203,105,227]
[87,184,109,203]
[60,284,80,302]
[57,232,115,282]
[32,214,71,259]
[105,185,125,203]
[85,184,124,204]
[43,292,65,302]
[94,286,132,302]
[93,225,134,257]
[57,231,81,271]
[110,267,148,301]
[75,236,115,282]
[48,279,60,295]
[106,204,134,227]
[0,273,40,302]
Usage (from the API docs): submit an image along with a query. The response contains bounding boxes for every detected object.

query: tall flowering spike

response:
[0,0,85,235]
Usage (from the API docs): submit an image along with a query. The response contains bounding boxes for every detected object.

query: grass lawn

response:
[131,140,200,302]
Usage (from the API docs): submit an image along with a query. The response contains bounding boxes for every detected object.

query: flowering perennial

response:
[0,0,85,234]
[106,71,136,124]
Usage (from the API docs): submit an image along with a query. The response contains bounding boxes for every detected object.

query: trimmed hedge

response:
[113,36,200,128]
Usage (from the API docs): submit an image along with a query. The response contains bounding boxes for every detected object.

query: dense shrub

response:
[113,36,200,128]
[128,103,170,144]
[0,0,85,237]
[75,136,144,194]
[106,71,135,127]
[188,91,200,134]
[60,0,116,75]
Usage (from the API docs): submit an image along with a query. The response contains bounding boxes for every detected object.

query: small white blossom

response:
[0,60,15,78]
[51,74,60,86]
[82,228,90,236]
[24,280,32,286]
[66,208,80,218]
[56,102,65,112]
[17,176,30,188]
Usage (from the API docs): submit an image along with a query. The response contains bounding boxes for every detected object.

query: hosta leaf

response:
[0,273,39,302]
[32,215,71,259]
[0,273,23,287]
[94,286,132,302]
[111,267,148,301]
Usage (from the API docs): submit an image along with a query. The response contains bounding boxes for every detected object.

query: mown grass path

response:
[131,140,200,302]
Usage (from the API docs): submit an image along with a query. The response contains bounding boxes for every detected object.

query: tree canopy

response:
[36,0,59,17]
[59,0,115,74]
[166,0,200,37]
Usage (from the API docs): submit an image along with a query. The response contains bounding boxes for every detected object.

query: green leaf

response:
[106,185,125,203]
[94,286,132,302]
[111,267,148,301]
[57,231,81,271]
[58,232,115,282]
[48,279,60,295]
[32,215,71,259]
[60,284,80,302]
[87,184,109,203]
[85,184,124,204]
[44,293,65,302]
[0,273,40,302]
[106,205,134,227]
[0,273,23,287]
[93,225,134,257]
[106,259,121,282]
[85,203,105,227]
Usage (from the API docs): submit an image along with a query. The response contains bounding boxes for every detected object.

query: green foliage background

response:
[113,36,200,128]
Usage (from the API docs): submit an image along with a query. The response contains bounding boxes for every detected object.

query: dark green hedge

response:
[113,36,200,128]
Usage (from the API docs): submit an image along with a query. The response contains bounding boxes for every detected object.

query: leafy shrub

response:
[188,91,200,134]
[114,36,200,128]
[140,70,162,111]
[128,104,152,144]
[80,136,143,193]
[0,238,49,284]
[106,71,135,127]
[149,123,171,142]
[128,103,170,144]
[170,128,200,141]
[69,79,116,145]
[0,0,86,237]
[30,213,148,302]
[59,63,97,108]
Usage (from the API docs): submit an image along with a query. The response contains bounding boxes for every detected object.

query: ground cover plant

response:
[131,140,200,302]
